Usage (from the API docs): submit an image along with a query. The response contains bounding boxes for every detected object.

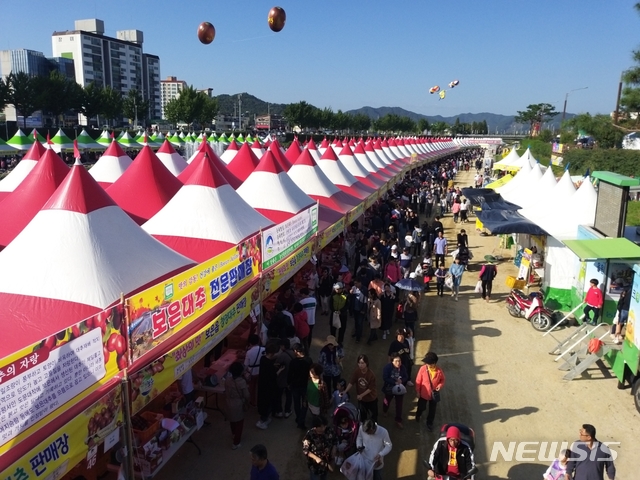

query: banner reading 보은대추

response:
[261,206,318,270]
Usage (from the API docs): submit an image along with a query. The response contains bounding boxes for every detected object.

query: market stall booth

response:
[219,139,239,164]
[155,139,188,176]
[226,141,260,183]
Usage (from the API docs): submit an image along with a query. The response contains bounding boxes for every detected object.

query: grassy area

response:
[627,201,640,226]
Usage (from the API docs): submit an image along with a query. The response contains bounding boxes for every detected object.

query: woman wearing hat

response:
[330,283,348,346]
[319,335,343,392]
[382,354,408,428]
[478,260,498,302]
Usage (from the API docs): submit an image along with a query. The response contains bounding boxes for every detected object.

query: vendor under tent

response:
[226,141,260,182]
[0,138,46,200]
[156,139,188,175]
[6,128,33,151]
[107,145,182,225]
[0,149,69,250]
[143,152,272,263]
[0,160,193,358]
[88,140,133,188]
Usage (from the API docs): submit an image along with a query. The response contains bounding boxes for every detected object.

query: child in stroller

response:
[333,402,360,466]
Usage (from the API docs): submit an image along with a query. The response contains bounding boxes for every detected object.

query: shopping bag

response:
[332,311,342,329]
[340,452,375,480]
[613,312,619,324]
[444,273,453,290]
[474,280,483,294]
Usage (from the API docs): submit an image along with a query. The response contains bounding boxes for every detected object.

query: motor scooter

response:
[505,289,558,332]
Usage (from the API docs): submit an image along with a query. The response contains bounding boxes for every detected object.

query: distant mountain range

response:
[214,93,572,132]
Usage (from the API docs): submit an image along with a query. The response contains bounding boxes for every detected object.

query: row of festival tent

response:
[0,135,470,472]
[0,129,471,370]
[0,126,478,154]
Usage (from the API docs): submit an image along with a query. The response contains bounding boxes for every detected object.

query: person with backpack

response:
[478,261,498,302]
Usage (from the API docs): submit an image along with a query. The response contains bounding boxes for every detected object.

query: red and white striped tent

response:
[237,150,315,224]
[287,149,362,215]
[0,149,69,250]
[220,139,240,164]
[0,160,193,358]
[316,146,376,202]
[106,145,182,225]
[88,140,133,188]
[0,138,47,201]
[143,152,272,263]
[181,140,243,189]
[353,141,393,181]
[337,145,385,189]
[156,139,188,175]
[227,142,261,183]
[267,140,293,172]
[365,140,401,175]
[284,137,303,165]
[250,139,264,159]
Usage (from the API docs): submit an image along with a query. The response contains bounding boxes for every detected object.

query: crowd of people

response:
[238,149,491,480]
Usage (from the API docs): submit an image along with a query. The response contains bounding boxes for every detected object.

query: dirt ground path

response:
[155,168,639,480]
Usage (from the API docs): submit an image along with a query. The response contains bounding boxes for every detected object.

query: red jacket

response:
[585,286,603,308]
[415,365,445,401]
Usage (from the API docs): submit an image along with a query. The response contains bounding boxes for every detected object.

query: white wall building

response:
[160,76,187,120]
[51,19,161,125]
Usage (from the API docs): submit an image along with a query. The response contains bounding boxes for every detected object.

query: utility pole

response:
[238,94,242,131]
[614,72,624,124]
[562,86,588,122]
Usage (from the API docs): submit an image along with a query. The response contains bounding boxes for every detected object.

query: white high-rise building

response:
[160,76,187,120]
[51,19,161,125]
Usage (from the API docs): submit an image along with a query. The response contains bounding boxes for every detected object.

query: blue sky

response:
[2,0,639,117]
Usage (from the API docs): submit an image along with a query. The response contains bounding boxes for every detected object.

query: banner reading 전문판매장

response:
[127,235,261,361]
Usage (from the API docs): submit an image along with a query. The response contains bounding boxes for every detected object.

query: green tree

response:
[481,120,488,134]
[564,113,625,149]
[194,94,219,129]
[122,88,149,127]
[80,82,104,126]
[283,101,317,129]
[430,121,449,135]
[163,97,183,127]
[620,2,640,125]
[319,107,334,132]
[537,129,554,143]
[7,72,39,129]
[515,103,559,135]
[101,86,123,127]
[417,118,430,134]
[0,78,9,112]
[35,71,83,127]
[352,113,371,133]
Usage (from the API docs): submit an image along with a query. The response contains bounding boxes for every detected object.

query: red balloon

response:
[197,22,216,44]
[268,6,286,32]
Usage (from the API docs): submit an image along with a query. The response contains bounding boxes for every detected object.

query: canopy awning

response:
[563,238,640,261]
[486,174,513,189]
[477,209,547,235]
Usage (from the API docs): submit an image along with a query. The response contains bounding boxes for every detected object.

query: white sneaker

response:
[256,421,268,430]
[610,334,616,340]
[615,336,622,345]
[407,381,414,387]
[382,333,387,340]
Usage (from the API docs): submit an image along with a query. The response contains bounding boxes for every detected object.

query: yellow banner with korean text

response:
[130,284,259,414]
[1,384,123,480]
[318,216,345,250]
[126,235,261,362]
[365,193,379,210]
[346,203,364,225]
[0,306,125,457]
[261,242,314,300]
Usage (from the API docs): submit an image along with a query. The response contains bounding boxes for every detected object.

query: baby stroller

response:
[333,402,360,465]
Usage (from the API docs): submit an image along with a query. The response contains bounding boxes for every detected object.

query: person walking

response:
[583,279,604,325]
[367,288,382,345]
[293,302,310,349]
[299,288,317,345]
[478,260,498,302]
[274,339,294,419]
[319,336,343,393]
[288,343,312,430]
[402,291,419,334]
[330,283,349,346]
[307,363,331,419]
[318,268,334,316]
[611,284,630,345]
[350,279,368,343]
[256,343,283,430]
[225,361,250,449]
[382,355,408,428]
[449,256,464,301]
[388,328,413,385]
[302,415,337,480]
[356,419,392,480]
[433,230,448,267]
[435,262,447,297]
[415,352,445,431]
[379,283,397,340]
[564,424,616,480]
[345,354,379,422]
[244,334,264,406]
[249,444,280,480]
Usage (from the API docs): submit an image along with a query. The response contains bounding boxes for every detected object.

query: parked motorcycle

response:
[506,289,559,332]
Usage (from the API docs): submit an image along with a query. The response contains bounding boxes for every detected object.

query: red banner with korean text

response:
[126,235,261,362]
[0,306,126,457]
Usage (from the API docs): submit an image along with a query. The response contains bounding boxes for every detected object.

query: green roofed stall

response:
[591,171,640,187]
[563,238,640,261]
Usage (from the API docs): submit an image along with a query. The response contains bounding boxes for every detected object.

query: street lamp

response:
[561,87,588,122]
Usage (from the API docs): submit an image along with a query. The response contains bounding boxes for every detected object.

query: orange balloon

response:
[197,22,216,44]
[268,6,286,32]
